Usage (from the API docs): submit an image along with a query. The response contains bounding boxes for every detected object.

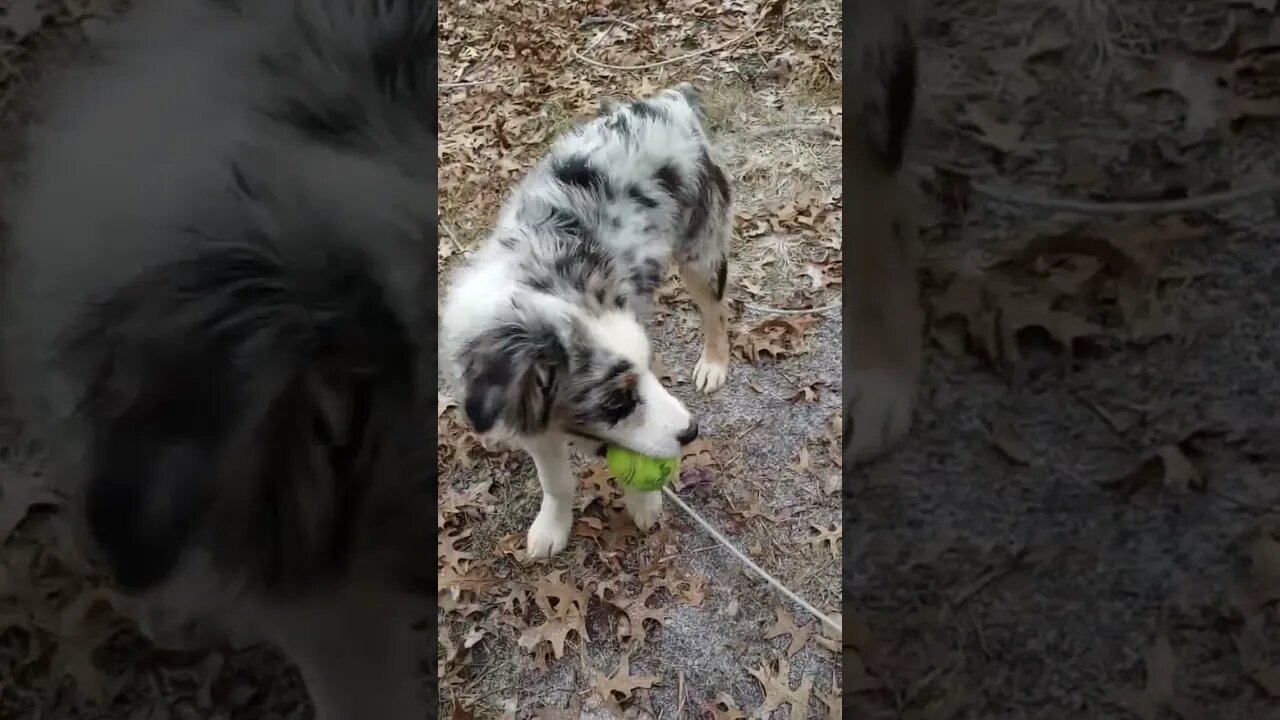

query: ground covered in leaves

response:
[437,0,844,717]
[848,1,1280,718]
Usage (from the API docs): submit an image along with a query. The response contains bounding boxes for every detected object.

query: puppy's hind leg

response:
[676,241,732,394]
[521,433,576,558]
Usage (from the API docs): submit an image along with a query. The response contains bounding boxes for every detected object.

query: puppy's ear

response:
[672,82,701,105]
[462,321,566,434]
[66,236,413,592]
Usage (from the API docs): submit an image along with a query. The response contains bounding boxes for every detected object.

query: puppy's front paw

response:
[692,353,728,394]
[845,367,917,464]
[526,504,572,558]
[623,490,663,531]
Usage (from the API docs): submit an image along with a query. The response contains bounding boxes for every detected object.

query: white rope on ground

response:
[661,486,842,635]
[742,301,839,315]
[972,178,1280,215]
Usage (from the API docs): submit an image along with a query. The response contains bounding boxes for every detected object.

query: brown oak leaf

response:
[703,693,748,720]
[763,607,813,657]
[805,524,842,560]
[1104,634,1193,720]
[608,585,671,646]
[747,656,814,720]
[592,655,658,705]
[438,527,475,573]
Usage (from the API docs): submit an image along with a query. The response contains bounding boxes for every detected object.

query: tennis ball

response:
[605,446,680,492]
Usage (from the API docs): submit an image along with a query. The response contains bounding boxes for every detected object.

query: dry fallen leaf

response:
[608,586,671,646]
[703,693,748,720]
[1105,633,1181,720]
[1229,519,1280,616]
[592,654,658,705]
[787,382,823,404]
[960,101,1030,155]
[1135,52,1225,143]
[985,420,1035,466]
[747,656,815,720]
[0,469,64,543]
[997,296,1106,364]
[805,524,841,560]
[516,613,587,669]
[763,607,813,657]
[0,0,45,40]
[731,315,818,363]
[1104,442,1205,500]
[438,527,475,574]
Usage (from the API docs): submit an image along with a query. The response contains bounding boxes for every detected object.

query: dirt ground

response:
[849,1,1280,718]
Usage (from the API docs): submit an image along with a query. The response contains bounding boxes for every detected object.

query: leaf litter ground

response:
[438,1,843,717]
[848,1,1280,718]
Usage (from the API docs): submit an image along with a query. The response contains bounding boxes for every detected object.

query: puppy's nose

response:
[676,421,699,446]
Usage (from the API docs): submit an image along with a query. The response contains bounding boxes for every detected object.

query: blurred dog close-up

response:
[843,0,924,466]
[1,1,436,718]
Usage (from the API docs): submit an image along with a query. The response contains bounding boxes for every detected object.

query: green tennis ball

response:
[605,446,680,492]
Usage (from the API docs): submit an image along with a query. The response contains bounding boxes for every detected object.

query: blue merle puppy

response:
[441,83,733,558]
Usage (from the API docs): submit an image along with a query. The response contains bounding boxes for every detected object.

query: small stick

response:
[440,76,515,89]
[973,178,1280,215]
[747,124,840,140]
[742,301,838,315]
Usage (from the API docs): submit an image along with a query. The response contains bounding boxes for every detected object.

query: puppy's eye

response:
[600,382,640,425]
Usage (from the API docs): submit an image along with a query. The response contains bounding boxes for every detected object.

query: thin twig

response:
[440,76,515,89]
[973,179,1280,215]
[1072,390,1127,437]
[747,123,840,140]
[743,301,838,315]
[947,550,1028,609]
[571,11,769,71]
[579,15,642,32]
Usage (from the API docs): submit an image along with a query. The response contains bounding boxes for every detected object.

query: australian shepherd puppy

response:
[2,1,436,718]
[441,84,733,557]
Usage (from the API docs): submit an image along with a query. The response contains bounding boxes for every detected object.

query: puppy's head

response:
[460,302,696,458]
[61,234,431,595]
